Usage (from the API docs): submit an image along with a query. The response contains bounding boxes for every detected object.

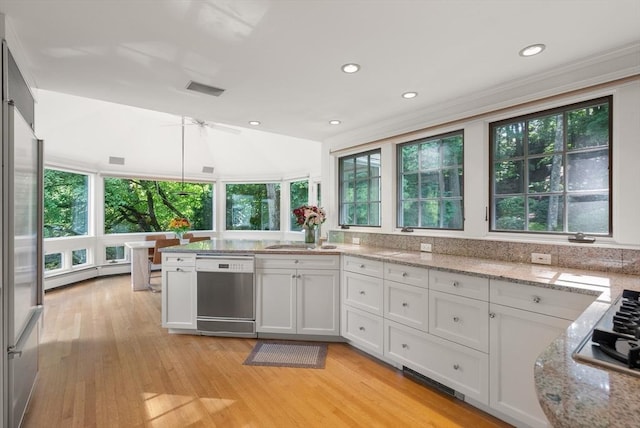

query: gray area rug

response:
[243,341,328,369]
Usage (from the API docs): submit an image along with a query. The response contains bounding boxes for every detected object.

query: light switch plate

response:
[420,243,432,252]
[531,253,551,265]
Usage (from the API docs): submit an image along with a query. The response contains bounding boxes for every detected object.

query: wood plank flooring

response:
[23,274,512,427]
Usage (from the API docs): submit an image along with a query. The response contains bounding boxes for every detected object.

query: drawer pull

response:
[177,258,183,261]
[402,302,408,307]
[402,272,408,277]
[359,290,366,295]
[359,326,365,331]
[453,364,460,370]
[453,316,460,323]
[176,267,182,272]
[360,264,365,268]
[401,343,408,349]
[489,312,496,318]
[294,259,299,264]
[533,296,541,304]
[452,281,460,287]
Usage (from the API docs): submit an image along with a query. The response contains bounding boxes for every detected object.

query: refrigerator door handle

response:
[7,305,43,359]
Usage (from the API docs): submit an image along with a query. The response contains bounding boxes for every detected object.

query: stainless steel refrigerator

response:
[1,40,43,428]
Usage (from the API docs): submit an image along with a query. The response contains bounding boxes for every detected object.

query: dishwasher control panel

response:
[196,256,254,272]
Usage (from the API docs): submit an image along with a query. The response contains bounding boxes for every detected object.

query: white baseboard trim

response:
[44,263,131,290]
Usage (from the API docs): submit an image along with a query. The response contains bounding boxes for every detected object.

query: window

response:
[289,180,309,231]
[72,249,87,266]
[490,97,611,234]
[397,131,464,229]
[339,149,381,226]
[225,183,281,230]
[105,245,125,262]
[44,253,62,271]
[44,169,89,238]
[103,177,213,233]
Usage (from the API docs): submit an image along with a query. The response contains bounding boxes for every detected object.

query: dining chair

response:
[189,236,210,243]
[145,234,167,263]
[148,238,180,293]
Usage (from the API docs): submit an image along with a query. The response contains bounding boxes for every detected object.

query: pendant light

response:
[177,116,189,196]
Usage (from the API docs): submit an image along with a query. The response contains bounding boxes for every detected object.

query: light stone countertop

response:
[163,238,640,427]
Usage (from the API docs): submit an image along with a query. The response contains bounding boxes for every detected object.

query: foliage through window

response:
[339,150,381,226]
[397,131,464,229]
[44,169,89,238]
[225,183,281,230]
[290,180,309,231]
[104,177,213,233]
[490,97,611,234]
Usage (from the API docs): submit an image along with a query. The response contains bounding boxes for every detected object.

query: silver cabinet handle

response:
[533,296,541,303]
[402,302,408,307]
[402,272,408,277]
[359,290,365,295]
[402,343,408,349]
[297,274,302,279]
[453,316,460,322]
[292,274,297,278]
[489,312,496,318]
[359,326,365,331]
[452,281,460,287]
[294,259,299,264]
[177,258,183,261]
[360,264,365,268]
[453,364,460,370]
[176,267,182,272]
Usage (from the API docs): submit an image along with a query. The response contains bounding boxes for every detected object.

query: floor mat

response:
[243,341,328,369]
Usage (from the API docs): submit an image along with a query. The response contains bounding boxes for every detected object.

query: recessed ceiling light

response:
[329,120,341,125]
[341,63,360,73]
[248,120,261,126]
[402,92,418,99]
[519,44,546,57]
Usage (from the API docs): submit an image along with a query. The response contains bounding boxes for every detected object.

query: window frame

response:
[338,149,382,227]
[44,167,91,238]
[224,181,282,231]
[488,96,613,236]
[396,130,465,230]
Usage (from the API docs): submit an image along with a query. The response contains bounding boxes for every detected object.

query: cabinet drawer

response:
[256,254,340,270]
[490,279,596,320]
[342,271,383,315]
[384,320,489,405]
[162,253,196,266]
[342,306,383,356]
[384,263,428,288]
[384,281,429,331]
[429,270,489,301]
[429,290,489,352]
[343,255,384,277]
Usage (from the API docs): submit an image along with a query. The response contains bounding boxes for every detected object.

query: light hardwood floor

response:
[23,274,512,428]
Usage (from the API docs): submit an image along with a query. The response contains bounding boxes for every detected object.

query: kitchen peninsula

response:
[162,239,640,428]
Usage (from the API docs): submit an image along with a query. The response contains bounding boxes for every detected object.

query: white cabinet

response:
[161,252,197,330]
[341,256,385,355]
[256,255,340,336]
[384,319,489,405]
[488,280,595,428]
[384,281,429,331]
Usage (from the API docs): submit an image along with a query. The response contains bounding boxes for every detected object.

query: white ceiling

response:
[1,0,639,143]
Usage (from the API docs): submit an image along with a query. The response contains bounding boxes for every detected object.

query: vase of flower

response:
[168,217,191,242]
[293,205,326,246]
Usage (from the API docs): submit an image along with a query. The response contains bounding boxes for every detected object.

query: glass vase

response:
[304,226,317,244]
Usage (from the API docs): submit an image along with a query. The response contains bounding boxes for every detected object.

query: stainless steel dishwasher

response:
[195,255,256,337]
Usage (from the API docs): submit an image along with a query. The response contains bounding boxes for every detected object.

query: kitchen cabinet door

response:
[297,269,340,336]
[489,303,570,428]
[162,266,197,330]
[256,268,296,334]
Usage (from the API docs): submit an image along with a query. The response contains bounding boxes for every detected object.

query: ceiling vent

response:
[202,166,215,174]
[109,156,125,165]
[185,80,225,97]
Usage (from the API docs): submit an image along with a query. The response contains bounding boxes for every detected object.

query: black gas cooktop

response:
[574,289,640,377]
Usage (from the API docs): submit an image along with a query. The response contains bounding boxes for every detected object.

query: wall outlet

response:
[420,243,432,252]
[531,253,552,265]
[352,237,360,245]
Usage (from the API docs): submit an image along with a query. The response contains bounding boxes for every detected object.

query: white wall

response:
[323,79,640,248]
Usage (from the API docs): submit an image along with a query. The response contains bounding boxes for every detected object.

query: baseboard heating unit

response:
[402,366,465,401]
